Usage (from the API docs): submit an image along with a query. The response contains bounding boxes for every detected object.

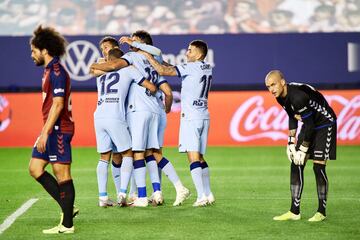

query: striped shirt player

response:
[140,40,215,207]
[32,57,74,163]
[266,70,336,222]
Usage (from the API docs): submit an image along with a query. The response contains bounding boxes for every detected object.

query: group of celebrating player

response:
[89,31,215,209]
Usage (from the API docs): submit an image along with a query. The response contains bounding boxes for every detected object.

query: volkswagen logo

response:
[62,40,100,81]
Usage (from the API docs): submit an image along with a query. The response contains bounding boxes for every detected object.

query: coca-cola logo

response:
[230,95,360,142]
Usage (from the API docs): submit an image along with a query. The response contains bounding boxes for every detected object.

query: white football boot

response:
[131,197,148,207]
[152,191,164,205]
[173,186,190,206]
[117,192,127,207]
[99,197,117,207]
[192,194,208,207]
[207,192,215,205]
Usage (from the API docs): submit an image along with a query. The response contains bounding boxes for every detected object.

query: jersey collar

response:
[46,56,60,69]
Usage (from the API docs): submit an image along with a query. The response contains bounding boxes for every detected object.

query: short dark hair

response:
[190,40,208,59]
[30,25,67,57]
[132,30,153,45]
[108,48,124,59]
[99,36,119,48]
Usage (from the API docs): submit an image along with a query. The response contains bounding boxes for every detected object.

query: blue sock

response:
[146,155,161,192]
[134,159,147,198]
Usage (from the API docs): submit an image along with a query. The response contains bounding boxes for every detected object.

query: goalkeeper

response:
[265,70,337,222]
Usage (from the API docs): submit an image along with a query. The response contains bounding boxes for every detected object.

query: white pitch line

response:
[0,198,38,235]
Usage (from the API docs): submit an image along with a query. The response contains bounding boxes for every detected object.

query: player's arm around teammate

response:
[139,40,215,207]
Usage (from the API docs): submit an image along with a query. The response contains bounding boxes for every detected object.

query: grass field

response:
[0,146,359,239]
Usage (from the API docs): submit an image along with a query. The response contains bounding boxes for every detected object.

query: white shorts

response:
[179,119,210,155]
[127,111,160,151]
[94,118,131,154]
[158,111,167,147]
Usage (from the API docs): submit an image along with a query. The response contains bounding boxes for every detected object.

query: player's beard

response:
[33,56,45,66]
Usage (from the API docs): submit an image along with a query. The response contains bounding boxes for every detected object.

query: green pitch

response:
[0,146,359,239]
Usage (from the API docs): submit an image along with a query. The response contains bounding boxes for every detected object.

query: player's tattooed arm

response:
[138,50,177,76]
[159,82,173,113]
[141,79,157,95]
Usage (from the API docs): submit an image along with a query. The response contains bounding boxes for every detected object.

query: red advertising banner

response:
[0,90,359,147]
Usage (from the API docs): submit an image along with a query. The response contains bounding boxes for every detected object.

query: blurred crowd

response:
[1,0,360,35]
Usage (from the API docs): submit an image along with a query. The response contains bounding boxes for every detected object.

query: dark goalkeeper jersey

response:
[276,83,336,143]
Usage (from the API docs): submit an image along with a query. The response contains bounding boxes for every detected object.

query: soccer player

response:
[94,48,156,207]
[92,31,190,206]
[28,25,76,234]
[138,40,215,207]
[92,36,124,207]
[120,35,190,206]
[265,70,337,222]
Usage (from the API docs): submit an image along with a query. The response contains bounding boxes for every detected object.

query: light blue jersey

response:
[122,52,161,114]
[129,42,168,112]
[94,66,145,121]
[175,61,212,120]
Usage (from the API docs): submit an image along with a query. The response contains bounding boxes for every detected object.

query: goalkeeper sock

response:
[313,163,328,216]
[97,160,109,198]
[111,160,121,195]
[290,162,304,214]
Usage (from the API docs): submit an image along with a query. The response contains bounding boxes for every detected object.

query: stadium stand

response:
[0,0,360,35]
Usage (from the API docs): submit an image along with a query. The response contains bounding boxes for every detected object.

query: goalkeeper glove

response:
[286,136,296,163]
[294,145,308,165]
